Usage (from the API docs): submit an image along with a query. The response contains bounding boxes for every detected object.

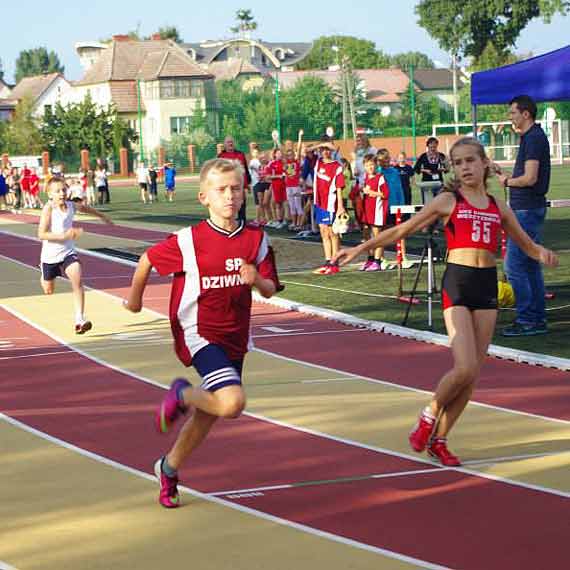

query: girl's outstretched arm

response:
[332,191,455,266]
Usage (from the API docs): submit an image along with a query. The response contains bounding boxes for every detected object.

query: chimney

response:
[151,33,162,41]
[112,34,131,42]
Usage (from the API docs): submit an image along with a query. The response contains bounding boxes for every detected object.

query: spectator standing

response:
[137,161,150,204]
[414,137,449,203]
[164,162,177,202]
[28,168,42,208]
[86,167,96,206]
[148,164,159,202]
[496,95,551,336]
[0,169,7,210]
[95,165,107,205]
[217,136,251,222]
[353,133,378,187]
[96,158,110,203]
[395,151,416,208]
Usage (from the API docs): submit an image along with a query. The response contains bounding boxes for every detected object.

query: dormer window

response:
[274,48,285,61]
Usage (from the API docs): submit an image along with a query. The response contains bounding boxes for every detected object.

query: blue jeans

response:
[504,208,546,325]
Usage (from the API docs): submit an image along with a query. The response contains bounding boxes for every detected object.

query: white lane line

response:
[462,450,570,466]
[210,467,445,497]
[0,561,19,570]
[252,328,368,339]
[2,303,568,500]
[0,413,452,570]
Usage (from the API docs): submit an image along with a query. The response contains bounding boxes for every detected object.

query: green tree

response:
[297,36,392,70]
[40,94,135,163]
[2,97,43,154]
[15,47,64,82]
[230,9,258,36]
[148,26,183,43]
[416,0,570,63]
[281,76,341,140]
[391,51,435,69]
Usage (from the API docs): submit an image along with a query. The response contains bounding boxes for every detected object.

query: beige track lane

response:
[3,258,570,495]
[1,421,420,570]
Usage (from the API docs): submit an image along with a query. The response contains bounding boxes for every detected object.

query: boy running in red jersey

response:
[124,158,282,508]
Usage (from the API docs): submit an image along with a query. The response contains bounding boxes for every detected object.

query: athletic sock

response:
[161,457,177,477]
[368,255,374,262]
[374,258,381,263]
[422,406,436,421]
[75,312,85,325]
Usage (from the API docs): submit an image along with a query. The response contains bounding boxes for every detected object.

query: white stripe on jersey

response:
[177,227,209,357]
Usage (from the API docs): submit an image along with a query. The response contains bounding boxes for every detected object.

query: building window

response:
[159,79,203,99]
[170,116,192,134]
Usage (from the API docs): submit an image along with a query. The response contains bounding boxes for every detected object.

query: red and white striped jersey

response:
[147,220,281,366]
[313,159,345,212]
[362,173,390,227]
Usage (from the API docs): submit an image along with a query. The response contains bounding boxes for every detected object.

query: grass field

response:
[89,165,570,359]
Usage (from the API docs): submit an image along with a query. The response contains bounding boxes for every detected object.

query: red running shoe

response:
[322,264,340,275]
[428,438,461,467]
[154,458,180,508]
[409,410,436,452]
[313,264,330,275]
[155,378,191,433]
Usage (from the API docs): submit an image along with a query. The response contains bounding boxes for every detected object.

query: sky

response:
[1,0,569,83]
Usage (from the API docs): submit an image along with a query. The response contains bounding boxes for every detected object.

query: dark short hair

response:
[426,137,439,146]
[363,153,377,164]
[509,95,537,120]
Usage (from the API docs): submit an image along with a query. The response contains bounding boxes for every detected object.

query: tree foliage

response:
[40,95,135,162]
[1,97,43,154]
[296,36,435,70]
[416,0,570,63]
[230,9,258,35]
[15,47,64,83]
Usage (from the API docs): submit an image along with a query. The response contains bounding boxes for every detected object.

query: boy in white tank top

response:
[38,176,113,333]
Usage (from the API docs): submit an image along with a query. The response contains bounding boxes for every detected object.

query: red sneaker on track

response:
[428,438,461,467]
[409,410,436,452]
[154,458,180,508]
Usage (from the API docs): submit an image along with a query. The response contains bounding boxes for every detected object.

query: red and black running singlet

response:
[445,192,502,253]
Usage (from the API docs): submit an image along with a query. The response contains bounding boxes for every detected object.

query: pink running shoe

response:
[428,438,461,466]
[155,378,191,434]
[154,458,180,508]
[359,260,372,271]
[409,410,436,452]
[365,260,381,272]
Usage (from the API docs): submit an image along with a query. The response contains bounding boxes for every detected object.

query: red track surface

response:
[1,226,569,569]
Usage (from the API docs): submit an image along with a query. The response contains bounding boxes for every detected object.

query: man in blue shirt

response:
[497,95,551,336]
[164,162,176,202]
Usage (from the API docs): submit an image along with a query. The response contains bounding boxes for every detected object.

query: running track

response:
[1,224,569,569]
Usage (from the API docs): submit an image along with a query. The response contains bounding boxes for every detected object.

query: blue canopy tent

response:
[471,44,570,131]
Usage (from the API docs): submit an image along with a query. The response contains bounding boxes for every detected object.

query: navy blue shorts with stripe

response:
[193,344,243,392]
[41,253,81,281]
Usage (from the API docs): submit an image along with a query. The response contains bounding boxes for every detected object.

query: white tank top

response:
[40,201,76,263]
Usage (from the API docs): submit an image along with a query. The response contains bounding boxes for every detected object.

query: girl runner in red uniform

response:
[333,137,558,466]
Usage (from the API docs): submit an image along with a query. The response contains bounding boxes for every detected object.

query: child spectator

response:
[28,168,42,209]
[38,176,113,334]
[395,152,415,208]
[137,161,150,204]
[377,148,410,269]
[267,148,287,228]
[95,165,107,205]
[148,165,159,202]
[360,154,390,271]
[86,167,96,206]
[68,177,86,203]
[312,140,346,274]
[164,162,177,202]
[284,148,303,230]
[249,149,270,226]
[123,158,282,508]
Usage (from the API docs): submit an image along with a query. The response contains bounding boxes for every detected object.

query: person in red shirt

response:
[284,148,303,230]
[267,148,287,228]
[28,168,42,209]
[360,155,390,271]
[124,157,282,508]
[333,137,558,466]
[312,141,346,274]
[20,163,32,208]
[217,136,251,223]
